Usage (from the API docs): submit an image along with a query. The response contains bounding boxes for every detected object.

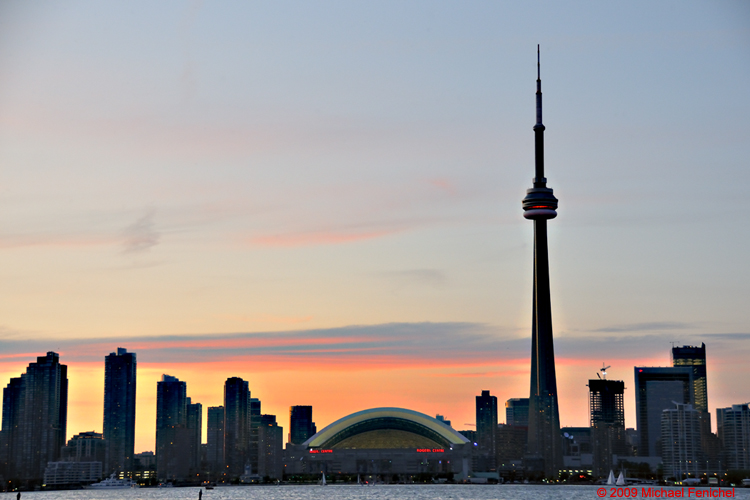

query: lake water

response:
[7,485,750,500]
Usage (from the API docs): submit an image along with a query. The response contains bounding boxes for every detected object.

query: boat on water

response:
[87,473,138,489]
[616,472,627,486]
[606,470,615,485]
[320,473,327,486]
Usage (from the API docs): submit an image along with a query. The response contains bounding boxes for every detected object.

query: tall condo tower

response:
[522,46,562,478]
[103,347,136,475]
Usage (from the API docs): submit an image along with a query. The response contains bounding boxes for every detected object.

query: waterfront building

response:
[284,407,472,478]
[589,379,627,477]
[206,406,225,472]
[224,377,250,476]
[156,374,194,481]
[506,398,529,428]
[61,431,106,464]
[521,47,562,478]
[249,397,261,475]
[187,398,202,472]
[43,461,102,487]
[496,424,527,471]
[476,390,498,471]
[1,352,68,483]
[289,406,316,445]
[661,403,703,479]
[103,347,136,475]
[717,403,750,470]
[258,414,283,479]
[634,366,693,457]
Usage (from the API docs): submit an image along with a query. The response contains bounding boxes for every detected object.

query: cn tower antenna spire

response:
[537,44,540,81]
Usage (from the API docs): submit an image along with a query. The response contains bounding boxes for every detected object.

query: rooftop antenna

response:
[600,363,611,380]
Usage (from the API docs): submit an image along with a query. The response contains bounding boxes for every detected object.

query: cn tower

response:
[521,46,562,479]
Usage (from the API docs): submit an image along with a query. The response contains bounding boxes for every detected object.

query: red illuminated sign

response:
[308,449,333,454]
[416,448,445,453]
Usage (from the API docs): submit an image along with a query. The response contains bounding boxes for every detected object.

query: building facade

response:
[506,398,529,427]
[661,403,703,479]
[156,374,189,481]
[634,366,693,457]
[224,377,250,476]
[475,390,498,471]
[103,347,136,474]
[1,352,68,483]
[258,414,283,479]
[206,406,225,473]
[61,431,106,465]
[289,406,316,445]
[718,404,750,471]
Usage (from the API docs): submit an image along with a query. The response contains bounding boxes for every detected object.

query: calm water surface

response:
[6,486,750,500]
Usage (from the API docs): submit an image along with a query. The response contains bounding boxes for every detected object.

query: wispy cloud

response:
[589,321,695,333]
[121,209,160,254]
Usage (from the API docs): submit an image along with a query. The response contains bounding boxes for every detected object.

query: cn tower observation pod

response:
[303,407,470,450]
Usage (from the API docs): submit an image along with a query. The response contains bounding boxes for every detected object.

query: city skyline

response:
[1,1,750,454]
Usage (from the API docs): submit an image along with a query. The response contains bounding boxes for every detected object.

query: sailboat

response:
[606,470,615,485]
[320,473,327,486]
[357,474,363,486]
[616,471,627,486]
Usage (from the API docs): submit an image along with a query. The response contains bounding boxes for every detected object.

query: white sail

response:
[321,473,326,486]
[616,471,626,486]
[607,470,615,485]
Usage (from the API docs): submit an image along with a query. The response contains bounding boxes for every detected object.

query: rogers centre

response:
[283,407,473,479]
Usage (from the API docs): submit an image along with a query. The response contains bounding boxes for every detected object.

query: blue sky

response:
[1,1,749,450]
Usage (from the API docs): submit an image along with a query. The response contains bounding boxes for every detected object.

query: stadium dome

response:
[302,407,470,450]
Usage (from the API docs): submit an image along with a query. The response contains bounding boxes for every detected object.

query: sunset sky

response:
[1,1,749,453]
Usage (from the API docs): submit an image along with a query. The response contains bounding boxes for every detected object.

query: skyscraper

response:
[506,398,530,427]
[634,366,693,457]
[187,398,202,473]
[521,47,562,478]
[289,406,316,445]
[661,403,703,479]
[589,379,626,476]
[717,404,750,470]
[224,377,250,476]
[206,406,225,472]
[258,414,283,479]
[0,352,68,482]
[103,347,136,475]
[476,390,498,471]
[671,344,708,412]
[156,374,187,481]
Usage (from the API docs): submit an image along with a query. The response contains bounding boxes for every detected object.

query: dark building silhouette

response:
[589,379,626,476]
[0,352,68,483]
[634,366,693,457]
[506,398,529,427]
[521,47,562,478]
[497,424,527,470]
[289,406,316,445]
[258,414,283,479]
[224,377,250,476]
[476,390,498,471]
[156,374,192,481]
[249,397,261,475]
[187,398,202,473]
[61,431,106,465]
[103,347,136,474]
[206,406,225,472]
